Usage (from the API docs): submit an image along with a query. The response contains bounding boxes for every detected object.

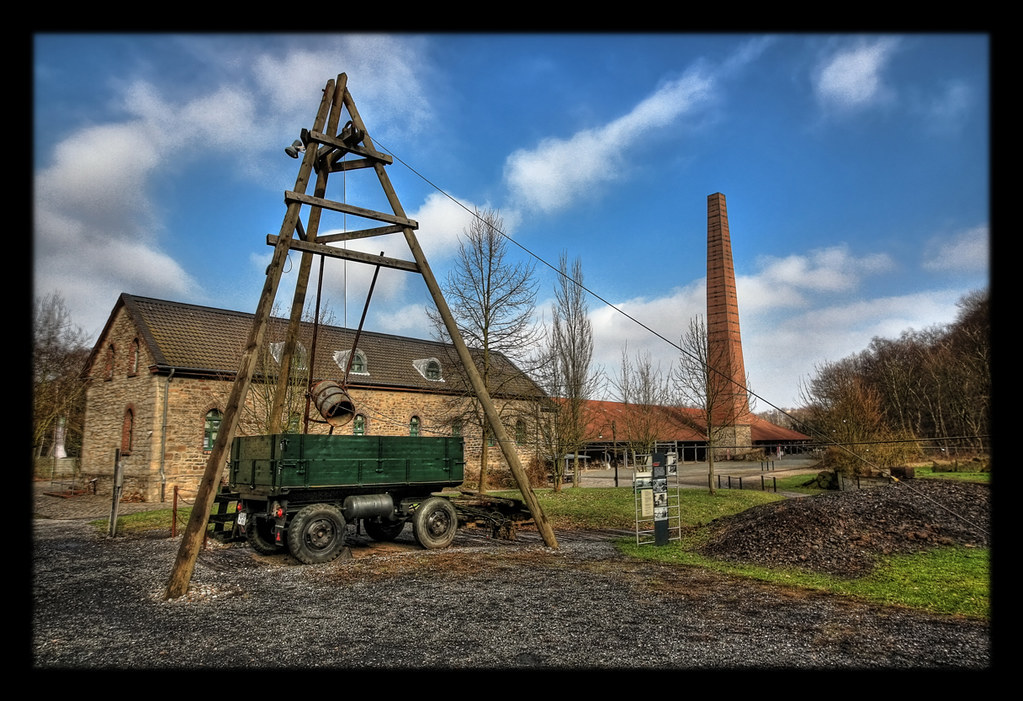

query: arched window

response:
[409,416,420,437]
[515,418,527,445]
[121,407,134,455]
[204,409,222,451]
[413,358,443,381]
[128,338,140,376]
[426,360,441,380]
[104,344,116,381]
[351,350,367,374]
[353,414,366,436]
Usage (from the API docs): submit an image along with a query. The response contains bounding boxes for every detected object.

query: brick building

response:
[80,293,546,502]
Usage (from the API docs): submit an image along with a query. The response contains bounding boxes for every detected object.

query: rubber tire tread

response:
[246,516,282,555]
[287,503,347,565]
[412,497,458,550]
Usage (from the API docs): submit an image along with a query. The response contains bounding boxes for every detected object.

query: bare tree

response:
[534,253,598,490]
[243,304,335,436]
[673,315,756,493]
[608,344,672,460]
[33,292,90,459]
[809,288,989,462]
[429,208,539,492]
[800,357,915,475]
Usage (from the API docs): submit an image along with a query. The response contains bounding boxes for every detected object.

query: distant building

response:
[576,398,810,465]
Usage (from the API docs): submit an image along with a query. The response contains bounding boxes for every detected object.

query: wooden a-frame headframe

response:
[166,74,557,599]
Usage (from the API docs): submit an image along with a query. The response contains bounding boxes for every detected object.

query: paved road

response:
[578,456,821,489]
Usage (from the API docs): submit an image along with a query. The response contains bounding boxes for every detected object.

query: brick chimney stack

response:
[706,193,752,453]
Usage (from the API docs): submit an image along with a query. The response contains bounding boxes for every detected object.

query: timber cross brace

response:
[165,74,557,599]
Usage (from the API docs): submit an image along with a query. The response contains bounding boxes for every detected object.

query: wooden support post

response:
[341,88,559,550]
[269,75,348,433]
[167,73,557,604]
[165,78,339,599]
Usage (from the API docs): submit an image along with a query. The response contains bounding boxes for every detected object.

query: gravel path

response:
[32,500,990,669]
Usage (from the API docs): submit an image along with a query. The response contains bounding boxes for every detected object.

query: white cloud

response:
[742,246,895,312]
[502,67,714,214]
[922,225,989,274]
[33,36,433,342]
[409,192,481,262]
[588,281,706,393]
[581,243,951,410]
[813,37,900,113]
[252,35,432,142]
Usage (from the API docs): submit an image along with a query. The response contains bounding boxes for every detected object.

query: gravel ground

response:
[32,480,991,670]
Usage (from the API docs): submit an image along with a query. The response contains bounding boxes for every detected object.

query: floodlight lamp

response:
[285,139,305,158]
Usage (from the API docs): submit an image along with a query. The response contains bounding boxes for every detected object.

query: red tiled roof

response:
[569,398,809,443]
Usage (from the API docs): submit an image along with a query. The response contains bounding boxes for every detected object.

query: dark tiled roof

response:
[99,293,544,398]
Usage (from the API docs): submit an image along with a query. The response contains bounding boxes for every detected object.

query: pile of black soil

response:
[695,479,989,577]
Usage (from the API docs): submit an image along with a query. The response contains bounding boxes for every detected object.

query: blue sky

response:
[33,33,989,411]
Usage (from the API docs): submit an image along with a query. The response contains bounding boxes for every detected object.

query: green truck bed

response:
[229,434,465,495]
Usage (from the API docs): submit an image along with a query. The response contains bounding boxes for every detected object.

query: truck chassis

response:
[211,434,534,564]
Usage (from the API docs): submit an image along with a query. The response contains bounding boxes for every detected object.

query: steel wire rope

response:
[370,140,989,536]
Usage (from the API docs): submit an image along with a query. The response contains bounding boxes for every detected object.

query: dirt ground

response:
[31,477,991,670]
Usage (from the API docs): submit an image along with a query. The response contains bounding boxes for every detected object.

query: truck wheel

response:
[246,516,282,555]
[364,518,405,542]
[412,497,458,549]
[287,504,347,565]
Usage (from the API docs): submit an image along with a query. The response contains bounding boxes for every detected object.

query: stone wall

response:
[709,424,754,460]
[80,306,162,501]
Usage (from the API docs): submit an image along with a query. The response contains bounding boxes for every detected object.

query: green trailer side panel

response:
[229,434,465,493]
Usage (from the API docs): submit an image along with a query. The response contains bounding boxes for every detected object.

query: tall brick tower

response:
[706,192,752,455]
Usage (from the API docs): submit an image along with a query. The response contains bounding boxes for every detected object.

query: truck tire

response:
[246,516,282,555]
[412,497,458,549]
[364,518,405,542]
[287,503,347,564]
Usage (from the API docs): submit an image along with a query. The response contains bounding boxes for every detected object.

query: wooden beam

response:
[284,191,418,229]
[341,86,560,550]
[266,235,419,272]
[317,224,405,244]
[165,76,340,600]
[267,75,349,433]
[328,157,379,173]
[307,129,393,164]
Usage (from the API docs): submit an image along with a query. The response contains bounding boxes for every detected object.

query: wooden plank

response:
[328,157,379,173]
[284,190,418,229]
[265,235,420,273]
[306,129,393,164]
[316,224,405,244]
